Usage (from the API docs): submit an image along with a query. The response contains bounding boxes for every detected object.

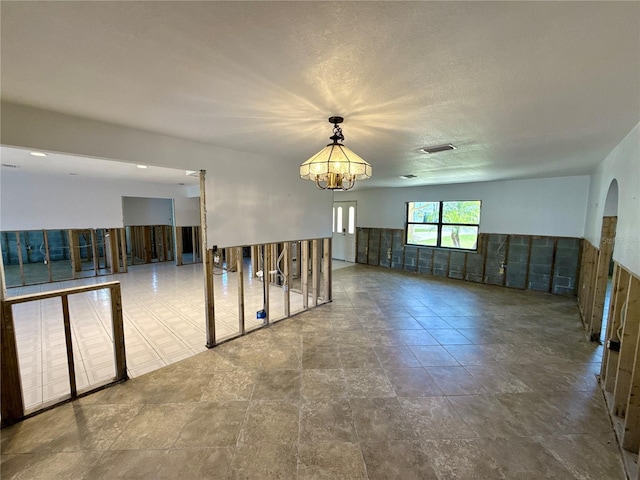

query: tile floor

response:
[1,264,627,479]
[6,260,313,411]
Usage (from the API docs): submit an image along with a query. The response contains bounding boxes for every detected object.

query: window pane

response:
[407,224,438,246]
[408,202,439,223]
[442,201,481,225]
[337,207,343,233]
[440,225,479,250]
[348,206,355,234]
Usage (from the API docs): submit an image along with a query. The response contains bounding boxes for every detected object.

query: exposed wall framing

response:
[356,228,581,296]
[577,217,617,340]
[128,225,174,265]
[600,263,640,468]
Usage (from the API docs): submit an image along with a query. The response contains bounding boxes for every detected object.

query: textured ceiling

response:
[1,1,639,188]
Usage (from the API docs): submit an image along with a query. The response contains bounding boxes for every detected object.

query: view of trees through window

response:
[406,201,481,250]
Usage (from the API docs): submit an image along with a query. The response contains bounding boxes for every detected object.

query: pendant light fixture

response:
[300,116,372,191]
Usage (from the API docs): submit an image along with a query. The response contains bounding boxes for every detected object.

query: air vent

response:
[420,144,457,154]
[1,163,19,168]
[399,174,417,179]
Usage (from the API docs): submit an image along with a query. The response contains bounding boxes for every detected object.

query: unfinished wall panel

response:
[356,228,368,264]
[355,228,582,296]
[505,236,529,289]
[367,228,381,266]
[527,237,555,292]
[379,229,393,268]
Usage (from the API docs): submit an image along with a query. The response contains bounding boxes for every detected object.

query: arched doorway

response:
[588,179,618,341]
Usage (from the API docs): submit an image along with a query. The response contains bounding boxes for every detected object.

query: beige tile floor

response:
[6,260,312,411]
[1,264,627,479]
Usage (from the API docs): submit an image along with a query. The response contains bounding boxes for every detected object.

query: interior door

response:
[332,201,356,262]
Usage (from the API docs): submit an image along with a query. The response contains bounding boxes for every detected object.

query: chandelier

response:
[300,116,372,191]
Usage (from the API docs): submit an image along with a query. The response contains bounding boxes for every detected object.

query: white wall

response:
[0,170,198,230]
[2,102,333,246]
[338,175,590,237]
[205,158,333,248]
[584,123,640,276]
[122,197,173,226]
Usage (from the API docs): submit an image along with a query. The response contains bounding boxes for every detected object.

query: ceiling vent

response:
[420,144,457,154]
[399,174,417,179]
[1,163,19,168]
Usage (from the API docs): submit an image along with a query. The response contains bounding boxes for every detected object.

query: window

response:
[406,201,481,250]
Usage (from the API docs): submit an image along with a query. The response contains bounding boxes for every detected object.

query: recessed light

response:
[30,152,47,157]
[69,173,78,176]
[136,165,148,169]
[399,174,417,179]
[420,144,457,154]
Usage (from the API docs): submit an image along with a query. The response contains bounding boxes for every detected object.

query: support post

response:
[68,230,77,279]
[322,237,332,302]
[61,295,77,397]
[237,247,245,335]
[262,244,270,325]
[301,240,309,309]
[109,283,127,381]
[119,228,128,273]
[91,230,100,275]
[42,230,53,282]
[0,302,24,424]
[589,217,617,340]
[613,277,640,417]
[284,242,291,317]
[199,171,216,348]
[621,275,640,450]
[312,239,319,306]
[175,226,183,266]
[15,232,25,286]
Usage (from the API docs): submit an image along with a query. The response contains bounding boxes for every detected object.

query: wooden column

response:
[68,230,77,278]
[42,230,53,282]
[15,232,25,286]
[237,247,246,334]
[603,265,630,391]
[110,283,128,381]
[200,171,216,348]
[301,240,309,309]
[119,228,128,273]
[284,242,291,317]
[312,239,319,306]
[91,229,100,275]
[613,275,640,417]
[322,238,332,302]
[175,227,183,266]
[1,301,24,424]
[621,275,640,451]
[589,216,617,340]
[251,246,259,278]
[262,244,270,325]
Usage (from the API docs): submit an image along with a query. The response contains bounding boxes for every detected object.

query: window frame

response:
[405,200,482,251]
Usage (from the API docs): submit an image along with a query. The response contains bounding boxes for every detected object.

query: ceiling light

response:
[399,174,417,179]
[136,165,148,169]
[30,152,47,157]
[420,144,457,154]
[300,116,372,191]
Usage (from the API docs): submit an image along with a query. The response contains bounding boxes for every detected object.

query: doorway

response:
[332,201,356,263]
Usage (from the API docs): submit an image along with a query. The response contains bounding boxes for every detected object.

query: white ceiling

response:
[1,1,639,188]
[0,146,200,186]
